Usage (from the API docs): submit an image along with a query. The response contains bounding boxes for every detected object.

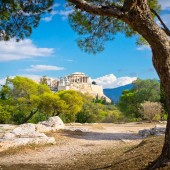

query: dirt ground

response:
[0,123,166,170]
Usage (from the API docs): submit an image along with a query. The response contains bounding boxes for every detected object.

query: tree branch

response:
[151,8,170,36]
[68,0,125,19]
[123,0,138,11]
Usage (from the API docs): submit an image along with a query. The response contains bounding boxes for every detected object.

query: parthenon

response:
[67,72,89,84]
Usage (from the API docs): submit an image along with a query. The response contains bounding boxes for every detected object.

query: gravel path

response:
[0,123,162,169]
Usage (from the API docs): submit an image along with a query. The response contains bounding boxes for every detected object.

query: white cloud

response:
[26,65,64,72]
[0,74,59,85]
[57,9,73,20]
[92,74,137,89]
[0,39,54,62]
[42,8,73,22]
[42,16,53,22]
[159,0,170,10]
[42,10,58,22]
[0,78,7,85]
[137,45,151,51]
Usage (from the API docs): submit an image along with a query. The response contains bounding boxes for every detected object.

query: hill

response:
[103,84,133,103]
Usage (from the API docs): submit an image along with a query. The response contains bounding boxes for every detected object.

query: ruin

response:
[43,72,111,102]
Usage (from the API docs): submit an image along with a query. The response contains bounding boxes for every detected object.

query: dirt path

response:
[0,123,161,170]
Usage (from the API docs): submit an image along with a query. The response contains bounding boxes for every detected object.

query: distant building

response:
[38,73,111,102]
[57,72,111,103]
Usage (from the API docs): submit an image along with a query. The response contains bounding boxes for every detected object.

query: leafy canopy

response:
[0,0,53,41]
[68,0,161,54]
[118,79,160,119]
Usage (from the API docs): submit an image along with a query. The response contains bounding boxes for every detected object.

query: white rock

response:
[0,137,56,152]
[12,123,48,138]
[12,123,36,136]
[39,116,65,130]
[35,124,52,133]
[2,132,15,139]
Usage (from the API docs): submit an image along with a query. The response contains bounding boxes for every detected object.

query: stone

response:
[35,124,52,133]
[138,126,166,137]
[0,136,56,152]
[12,123,46,138]
[2,132,15,139]
[38,116,65,130]
[0,117,65,152]
[138,129,151,137]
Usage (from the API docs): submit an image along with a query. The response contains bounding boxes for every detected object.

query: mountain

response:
[103,84,133,103]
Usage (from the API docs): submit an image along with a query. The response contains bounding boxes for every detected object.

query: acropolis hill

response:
[41,72,111,103]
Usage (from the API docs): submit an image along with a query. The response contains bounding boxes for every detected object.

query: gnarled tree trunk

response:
[122,2,170,169]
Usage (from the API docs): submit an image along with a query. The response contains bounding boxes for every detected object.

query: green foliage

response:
[0,76,52,124]
[0,0,53,41]
[76,101,122,123]
[0,77,86,124]
[118,79,160,120]
[0,103,12,123]
[58,90,84,115]
[68,0,161,54]
[29,112,49,124]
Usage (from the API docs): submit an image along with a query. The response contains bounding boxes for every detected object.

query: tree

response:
[67,0,170,168]
[118,79,160,119]
[55,90,84,122]
[0,76,52,124]
[40,76,48,86]
[0,0,53,41]
[92,81,97,85]
[140,101,162,122]
[118,90,139,119]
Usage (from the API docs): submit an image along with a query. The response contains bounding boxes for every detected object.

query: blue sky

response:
[0,0,170,88]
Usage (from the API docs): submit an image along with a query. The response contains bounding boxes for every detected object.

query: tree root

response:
[145,156,170,170]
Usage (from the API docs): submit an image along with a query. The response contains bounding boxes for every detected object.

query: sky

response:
[0,0,170,89]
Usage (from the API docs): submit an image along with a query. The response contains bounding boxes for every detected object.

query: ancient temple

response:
[67,72,89,84]
[41,72,111,102]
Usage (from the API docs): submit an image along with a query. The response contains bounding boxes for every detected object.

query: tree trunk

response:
[122,2,170,169]
[21,109,38,124]
[147,50,170,170]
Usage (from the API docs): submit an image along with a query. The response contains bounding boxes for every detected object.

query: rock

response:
[0,136,56,152]
[2,132,15,139]
[39,116,65,131]
[35,124,52,133]
[138,126,166,137]
[12,123,46,138]
[138,129,151,137]
[0,116,65,152]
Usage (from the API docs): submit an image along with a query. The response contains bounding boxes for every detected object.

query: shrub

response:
[140,101,162,122]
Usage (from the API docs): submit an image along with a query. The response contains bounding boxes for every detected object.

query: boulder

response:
[38,116,65,131]
[2,132,15,139]
[35,124,52,133]
[0,116,65,152]
[12,123,46,138]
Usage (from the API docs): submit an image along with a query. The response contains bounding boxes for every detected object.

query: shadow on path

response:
[60,130,143,141]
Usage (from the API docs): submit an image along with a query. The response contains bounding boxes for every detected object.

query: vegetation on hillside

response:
[118,79,163,121]
[0,76,123,124]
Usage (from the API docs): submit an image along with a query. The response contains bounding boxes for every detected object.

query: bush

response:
[140,101,162,121]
